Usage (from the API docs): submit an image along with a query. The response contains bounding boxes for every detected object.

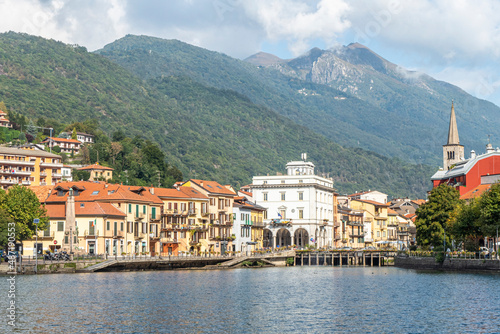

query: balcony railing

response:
[347,221,364,226]
[160,237,178,244]
[52,173,63,178]
[39,231,55,239]
[188,208,197,216]
[201,212,210,217]
[0,159,35,166]
[39,162,64,168]
[334,233,341,240]
[84,230,99,237]
[113,230,125,238]
[0,169,31,176]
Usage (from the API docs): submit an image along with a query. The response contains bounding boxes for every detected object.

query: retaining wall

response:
[395,256,500,272]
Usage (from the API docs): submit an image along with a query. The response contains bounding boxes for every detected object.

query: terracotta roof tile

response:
[460,184,491,200]
[78,164,114,171]
[187,179,236,196]
[42,137,81,144]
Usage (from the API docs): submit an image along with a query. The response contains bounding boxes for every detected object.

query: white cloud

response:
[242,0,351,56]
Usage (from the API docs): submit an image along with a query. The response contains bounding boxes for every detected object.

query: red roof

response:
[29,185,55,202]
[460,184,491,200]
[45,202,125,219]
[78,164,114,171]
[153,186,209,200]
[45,181,154,204]
[187,179,236,196]
[42,137,81,144]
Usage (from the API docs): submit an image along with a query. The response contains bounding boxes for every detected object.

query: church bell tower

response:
[442,102,464,170]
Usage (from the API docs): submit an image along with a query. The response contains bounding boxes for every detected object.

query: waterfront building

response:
[350,199,390,247]
[233,196,266,254]
[431,103,500,195]
[0,146,62,189]
[154,185,210,256]
[388,198,422,216]
[182,179,236,254]
[251,155,338,249]
[338,206,364,248]
[23,181,162,256]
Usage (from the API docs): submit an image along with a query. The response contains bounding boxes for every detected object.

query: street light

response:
[30,126,54,152]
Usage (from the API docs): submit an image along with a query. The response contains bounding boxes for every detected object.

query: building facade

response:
[0,146,62,189]
[251,156,338,249]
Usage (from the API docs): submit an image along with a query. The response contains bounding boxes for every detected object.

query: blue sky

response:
[0,0,499,106]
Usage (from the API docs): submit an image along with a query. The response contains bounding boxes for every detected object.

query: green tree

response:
[26,120,38,139]
[0,207,14,248]
[71,127,77,140]
[478,182,500,239]
[415,184,461,247]
[0,186,48,241]
[451,199,482,251]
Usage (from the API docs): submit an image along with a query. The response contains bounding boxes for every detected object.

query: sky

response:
[0,0,499,107]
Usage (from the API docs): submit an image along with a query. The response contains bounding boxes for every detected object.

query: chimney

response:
[150,188,154,195]
[470,150,476,159]
[200,181,204,187]
[105,183,108,188]
[486,143,494,154]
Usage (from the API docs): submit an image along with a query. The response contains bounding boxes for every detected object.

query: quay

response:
[0,250,400,274]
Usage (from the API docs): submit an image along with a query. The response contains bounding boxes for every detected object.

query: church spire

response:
[447,101,460,145]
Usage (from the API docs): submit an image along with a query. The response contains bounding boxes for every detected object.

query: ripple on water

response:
[0,267,499,333]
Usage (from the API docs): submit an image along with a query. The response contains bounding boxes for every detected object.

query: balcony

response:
[0,159,35,166]
[387,222,398,227]
[201,212,210,217]
[40,162,63,168]
[0,179,17,185]
[0,169,31,176]
[39,171,47,177]
[84,230,99,238]
[39,231,55,239]
[350,232,364,238]
[134,232,147,239]
[388,235,397,241]
[334,233,341,240]
[347,221,364,226]
[188,208,197,216]
[136,212,145,219]
[322,219,329,225]
[52,173,63,178]
[112,230,125,239]
[21,180,31,186]
[160,237,178,244]
[333,221,341,228]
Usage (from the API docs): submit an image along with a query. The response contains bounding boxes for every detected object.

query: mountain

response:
[250,43,500,159]
[0,32,433,197]
[96,35,500,167]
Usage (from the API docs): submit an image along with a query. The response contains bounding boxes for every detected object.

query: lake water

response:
[1,267,499,333]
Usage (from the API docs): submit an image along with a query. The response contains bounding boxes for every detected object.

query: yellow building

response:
[183,179,236,254]
[154,186,210,256]
[0,146,62,189]
[350,199,390,248]
[23,181,162,257]
[77,163,114,181]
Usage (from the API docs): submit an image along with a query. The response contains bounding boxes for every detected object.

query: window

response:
[383,231,386,237]
[107,221,110,230]
[281,192,286,201]
[280,209,286,219]
[57,221,64,231]
[120,222,124,231]
[143,205,146,214]
[241,213,244,220]
[91,190,99,195]
[263,193,268,201]
[263,211,267,219]
[298,192,303,201]
[152,207,156,219]
[377,231,380,237]
[298,209,303,219]
[128,204,132,213]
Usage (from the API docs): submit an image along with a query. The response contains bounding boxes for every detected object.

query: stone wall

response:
[395,256,500,271]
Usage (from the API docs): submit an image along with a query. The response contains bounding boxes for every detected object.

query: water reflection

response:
[1,267,499,333]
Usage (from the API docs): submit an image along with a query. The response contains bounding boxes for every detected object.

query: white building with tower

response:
[250,154,338,249]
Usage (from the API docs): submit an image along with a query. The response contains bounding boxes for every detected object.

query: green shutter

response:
[152,207,156,219]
